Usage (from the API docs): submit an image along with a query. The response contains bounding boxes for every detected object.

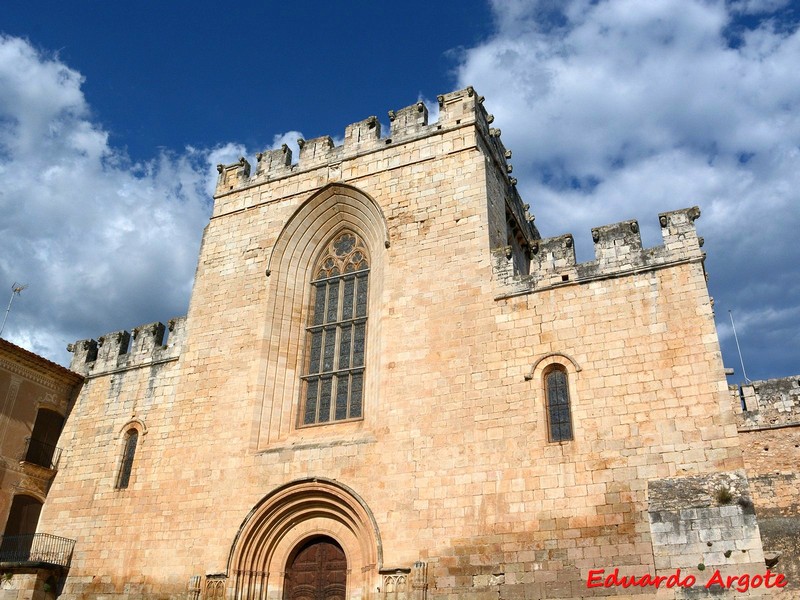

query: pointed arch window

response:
[301,231,369,425]
[545,367,573,442]
[116,429,138,489]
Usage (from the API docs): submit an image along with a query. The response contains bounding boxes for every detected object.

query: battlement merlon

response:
[494,207,705,295]
[255,144,292,178]
[213,87,514,197]
[67,316,187,376]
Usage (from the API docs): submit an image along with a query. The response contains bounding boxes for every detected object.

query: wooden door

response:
[284,537,347,600]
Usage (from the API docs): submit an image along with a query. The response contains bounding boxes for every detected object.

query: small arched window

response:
[116,429,139,489]
[545,367,573,442]
[301,231,369,425]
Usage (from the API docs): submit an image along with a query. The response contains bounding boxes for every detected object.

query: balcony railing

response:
[0,533,75,569]
[20,437,62,470]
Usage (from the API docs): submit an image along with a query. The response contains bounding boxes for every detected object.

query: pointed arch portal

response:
[228,478,381,600]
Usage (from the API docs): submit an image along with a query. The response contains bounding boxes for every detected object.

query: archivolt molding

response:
[229,477,382,571]
[524,352,582,381]
[265,183,390,279]
[118,418,148,436]
[228,478,382,598]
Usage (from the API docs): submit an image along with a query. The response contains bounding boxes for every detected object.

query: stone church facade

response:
[17,88,788,598]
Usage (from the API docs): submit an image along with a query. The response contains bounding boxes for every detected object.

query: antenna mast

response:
[728,310,751,384]
[0,282,27,337]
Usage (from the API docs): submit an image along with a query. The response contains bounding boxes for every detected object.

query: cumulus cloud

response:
[455,0,800,379]
[0,36,224,364]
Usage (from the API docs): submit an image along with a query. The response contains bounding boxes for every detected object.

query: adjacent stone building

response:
[0,338,83,587]
[13,88,793,598]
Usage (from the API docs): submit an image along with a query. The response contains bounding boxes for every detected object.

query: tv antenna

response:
[0,282,28,337]
[728,310,751,384]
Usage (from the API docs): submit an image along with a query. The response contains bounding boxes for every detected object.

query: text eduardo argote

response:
[587,567,787,593]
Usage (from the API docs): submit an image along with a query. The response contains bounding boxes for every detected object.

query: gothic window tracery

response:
[301,231,369,425]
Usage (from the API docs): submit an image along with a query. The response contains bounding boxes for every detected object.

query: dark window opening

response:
[24,409,64,469]
[546,367,573,442]
[116,429,138,489]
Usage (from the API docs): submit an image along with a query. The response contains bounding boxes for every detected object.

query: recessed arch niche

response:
[256,183,389,447]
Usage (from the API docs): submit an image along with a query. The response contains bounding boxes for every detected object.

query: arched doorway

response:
[228,478,381,600]
[284,537,347,600]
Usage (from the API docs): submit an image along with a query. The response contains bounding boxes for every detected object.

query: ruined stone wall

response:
[731,376,800,591]
[38,88,770,600]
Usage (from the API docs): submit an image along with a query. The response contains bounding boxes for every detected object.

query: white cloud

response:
[0,36,225,364]
[456,0,800,379]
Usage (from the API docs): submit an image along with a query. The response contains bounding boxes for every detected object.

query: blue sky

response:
[0,0,798,382]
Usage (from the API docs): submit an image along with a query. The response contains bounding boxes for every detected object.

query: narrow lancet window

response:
[116,429,138,489]
[302,231,369,425]
[546,367,573,442]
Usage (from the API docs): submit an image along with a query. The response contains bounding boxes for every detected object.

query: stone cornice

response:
[0,349,82,395]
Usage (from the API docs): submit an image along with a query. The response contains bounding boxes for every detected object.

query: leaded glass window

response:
[116,429,138,489]
[546,368,573,442]
[301,231,369,425]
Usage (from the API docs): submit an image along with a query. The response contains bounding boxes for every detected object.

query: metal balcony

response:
[20,437,62,470]
[0,533,75,570]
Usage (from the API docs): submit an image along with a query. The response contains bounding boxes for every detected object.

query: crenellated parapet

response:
[214,87,515,197]
[494,207,705,295]
[67,316,186,376]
